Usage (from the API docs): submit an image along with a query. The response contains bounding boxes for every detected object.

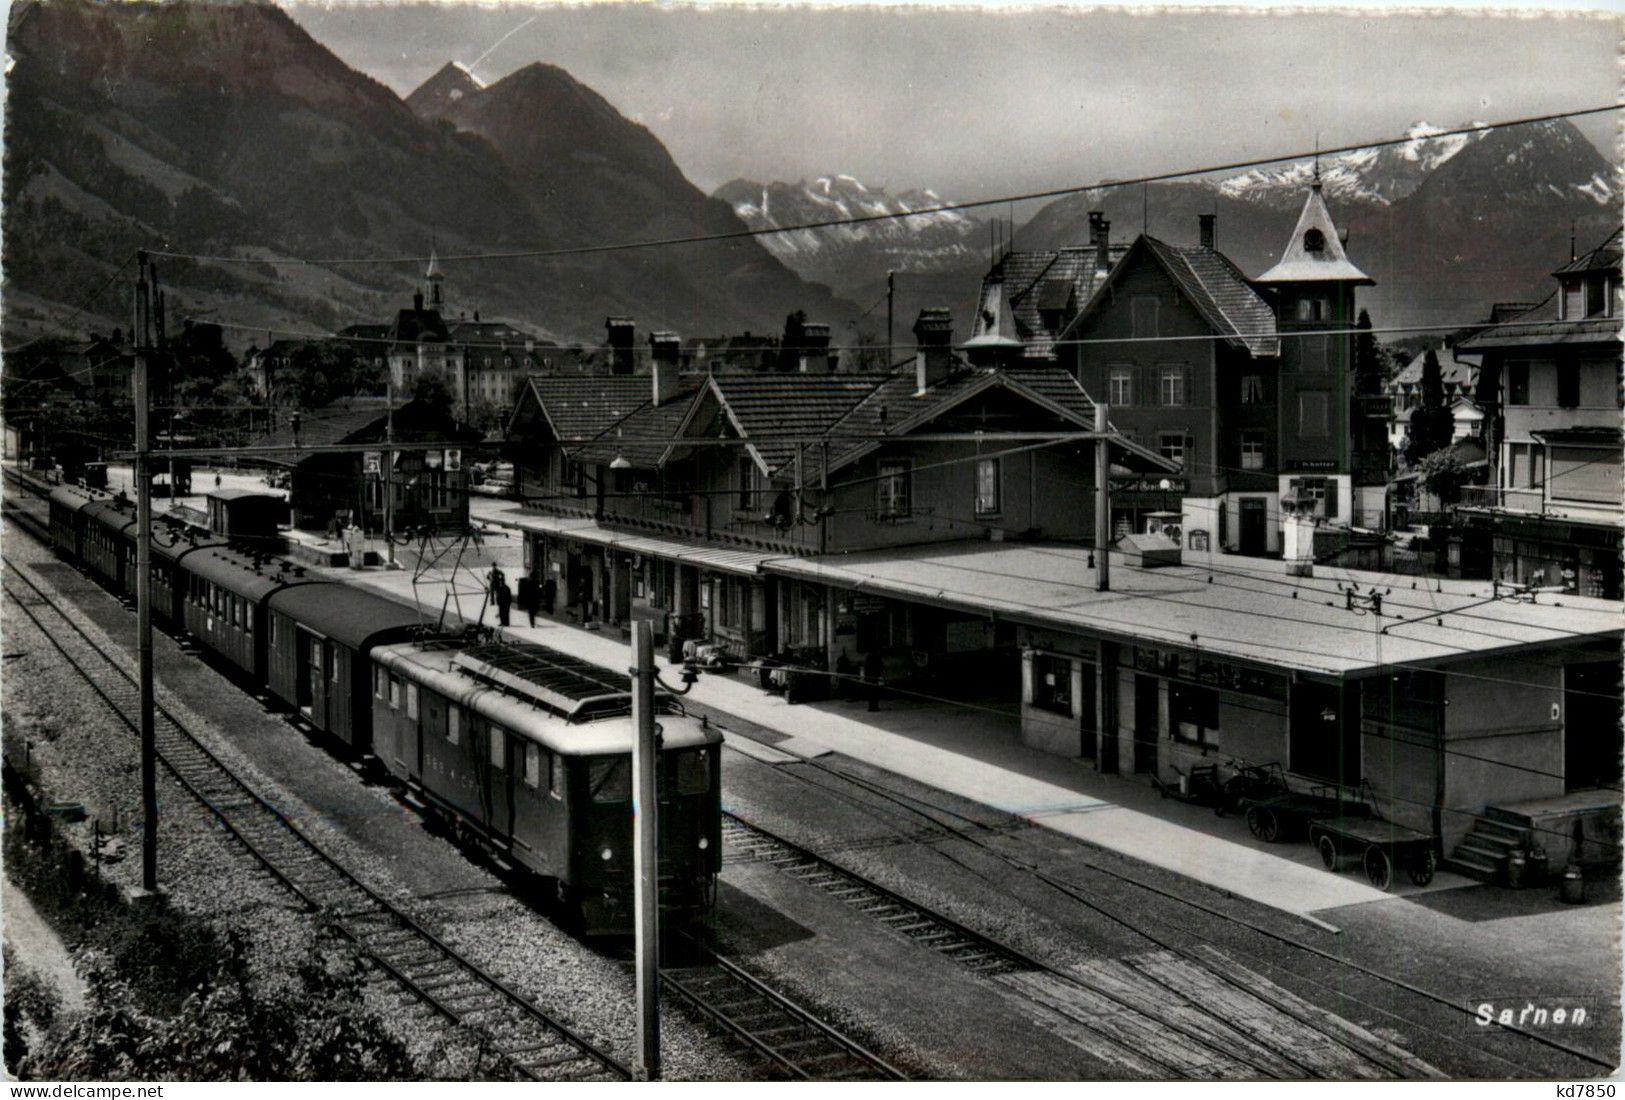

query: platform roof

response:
[764,542,1620,678]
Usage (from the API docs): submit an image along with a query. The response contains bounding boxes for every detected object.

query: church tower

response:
[425,246,445,310]
[1255,174,1375,528]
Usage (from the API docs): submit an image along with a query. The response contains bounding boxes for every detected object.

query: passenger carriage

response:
[79,497,136,592]
[47,484,98,561]
[147,523,227,628]
[372,639,723,935]
[180,548,323,681]
[264,583,430,752]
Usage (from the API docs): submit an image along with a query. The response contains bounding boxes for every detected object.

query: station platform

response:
[300,532,1474,925]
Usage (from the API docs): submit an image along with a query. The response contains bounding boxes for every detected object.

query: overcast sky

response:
[289,3,1620,202]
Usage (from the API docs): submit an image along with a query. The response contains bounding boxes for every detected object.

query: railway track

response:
[0,552,631,1082]
[2,486,910,1082]
[660,938,907,1081]
[721,807,1444,1079]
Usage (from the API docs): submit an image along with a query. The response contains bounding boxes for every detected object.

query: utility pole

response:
[133,251,159,893]
[629,620,661,1079]
[384,371,396,567]
[153,277,174,500]
[1095,401,1111,593]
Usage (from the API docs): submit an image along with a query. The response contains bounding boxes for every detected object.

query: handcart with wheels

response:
[1308,816,1438,890]
[1240,783,1372,843]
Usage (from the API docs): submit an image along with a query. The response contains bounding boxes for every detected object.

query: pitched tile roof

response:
[521,376,656,444]
[573,384,706,468]
[708,373,889,474]
[971,245,1127,358]
[1143,238,1280,357]
[390,306,449,344]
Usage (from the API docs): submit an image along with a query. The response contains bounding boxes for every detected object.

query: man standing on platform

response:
[495,577,513,627]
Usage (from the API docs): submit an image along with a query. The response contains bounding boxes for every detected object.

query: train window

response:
[388,675,400,709]
[523,742,540,788]
[375,667,385,699]
[488,724,503,768]
[676,751,709,796]
[330,649,340,679]
[269,615,276,643]
[406,684,419,720]
[447,707,460,746]
[589,759,631,803]
[245,605,253,631]
[549,753,562,800]
[230,598,239,627]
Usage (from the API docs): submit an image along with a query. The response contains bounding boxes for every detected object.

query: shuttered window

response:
[1549,447,1618,504]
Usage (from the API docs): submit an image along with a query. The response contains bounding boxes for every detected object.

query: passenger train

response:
[44,482,722,934]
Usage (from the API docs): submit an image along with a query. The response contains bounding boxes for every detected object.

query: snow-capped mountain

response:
[1215,121,1492,206]
[713,174,985,292]
[1015,118,1618,331]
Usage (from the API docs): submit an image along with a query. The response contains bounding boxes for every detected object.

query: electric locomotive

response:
[371,639,723,935]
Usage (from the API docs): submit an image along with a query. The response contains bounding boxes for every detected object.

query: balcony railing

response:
[1458,485,1546,513]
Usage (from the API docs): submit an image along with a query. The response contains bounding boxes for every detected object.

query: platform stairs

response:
[1446,809,1532,883]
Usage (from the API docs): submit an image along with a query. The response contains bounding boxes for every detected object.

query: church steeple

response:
[425,242,445,309]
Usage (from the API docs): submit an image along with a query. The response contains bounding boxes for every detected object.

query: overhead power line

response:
[148,105,1622,268]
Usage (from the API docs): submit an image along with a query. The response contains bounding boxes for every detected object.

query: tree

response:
[776,310,808,373]
[1352,309,1391,395]
[1418,447,1470,507]
[410,367,456,421]
[1405,349,1455,466]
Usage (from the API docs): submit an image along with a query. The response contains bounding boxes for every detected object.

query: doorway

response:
[1239,498,1268,556]
[1565,662,1623,792]
[1133,675,1159,773]
[1078,667,1098,761]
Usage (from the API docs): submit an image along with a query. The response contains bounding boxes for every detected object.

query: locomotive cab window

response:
[388,675,400,709]
[589,758,631,803]
[405,683,419,720]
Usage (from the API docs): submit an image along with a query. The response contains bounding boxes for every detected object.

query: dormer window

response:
[1563,278,1583,321]
[1586,276,1606,318]
[1303,228,1326,253]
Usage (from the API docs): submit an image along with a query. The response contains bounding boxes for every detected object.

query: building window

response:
[1241,375,1264,404]
[1290,476,1338,518]
[1507,361,1530,406]
[1240,433,1265,470]
[1131,296,1159,338]
[1302,228,1326,254]
[1613,277,1622,318]
[737,457,757,512]
[1158,433,1187,466]
[1159,367,1185,407]
[1298,391,1329,438]
[1032,653,1073,715]
[1170,683,1219,746]
[1557,361,1580,409]
[1563,281,1583,321]
[1108,367,1134,407]
[876,461,912,519]
[1586,277,1606,318]
[1295,296,1328,322]
[975,458,1000,516]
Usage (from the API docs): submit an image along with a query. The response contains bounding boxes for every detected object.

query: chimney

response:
[913,308,954,393]
[799,322,833,374]
[1094,217,1111,277]
[1088,210,1105,245]
[1198,213,1216,251]
[649,331,681,406]
[605,316,635,375]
